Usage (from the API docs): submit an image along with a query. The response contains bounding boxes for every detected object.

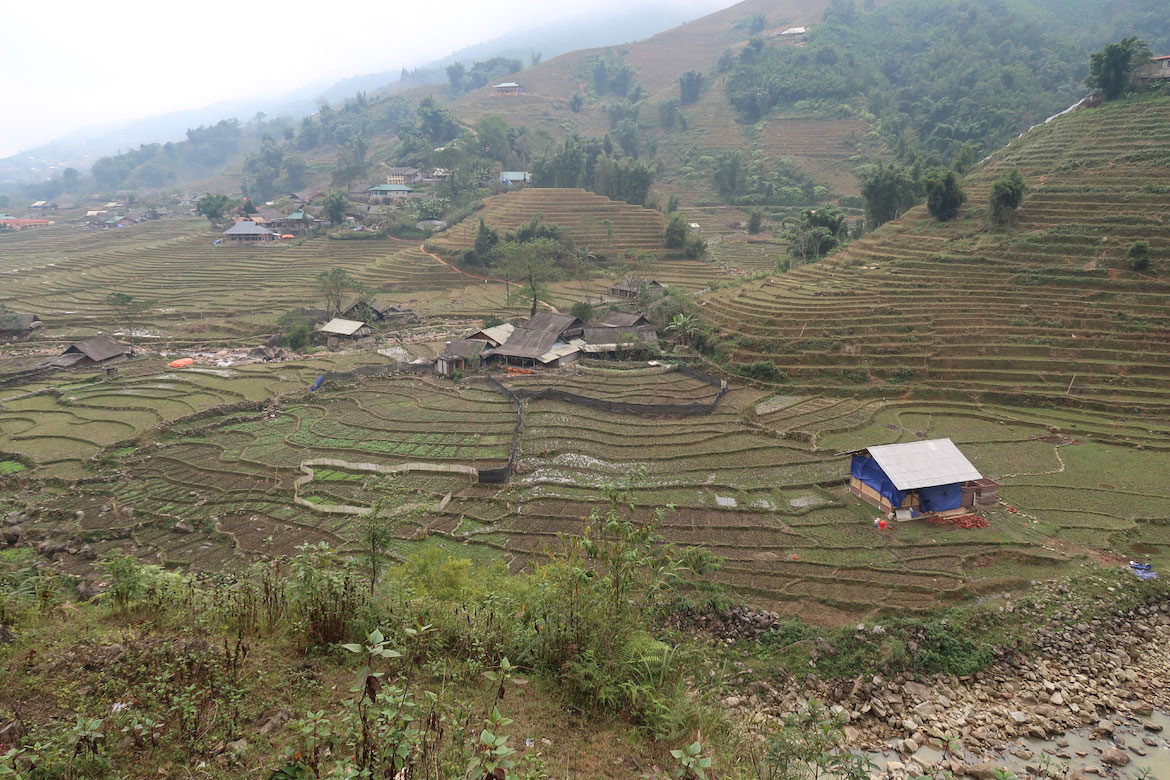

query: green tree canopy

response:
[987,169,1026,228]
[924,169,967,222]
[316,267,367,318]
[1086,37,1151,100]
[321,190,351,227]
[859,163,919,229]
[498,238,563,317]
[195,193,234,222]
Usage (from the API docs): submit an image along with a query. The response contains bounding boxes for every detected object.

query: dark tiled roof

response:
[65,334,128,362]
[597,311,648,328]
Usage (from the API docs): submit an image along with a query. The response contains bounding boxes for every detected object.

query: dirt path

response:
[419,244,498,283]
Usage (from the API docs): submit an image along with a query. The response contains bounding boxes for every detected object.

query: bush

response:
[740,360,786,381]
[570,301,595,322]
[285,323,312,352]
[988,169,1025,227]
[924,169,966,221]
[747,209,764,234]
[1128,240,1151,272]
[664,213,688,248]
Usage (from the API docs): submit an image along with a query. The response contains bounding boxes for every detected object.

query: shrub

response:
[740,360,787,381]
[285,323,311,352]
[988,169,1025,227]
[1128,240,1151,272]
[924,169,966,221]
[747,209,764,234]
[664,213,688,248]
[570,301,595,322]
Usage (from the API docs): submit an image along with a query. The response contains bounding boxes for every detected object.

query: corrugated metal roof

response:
[865,438,982,490]
[488,328,560,359]
[317,318,368,336]
[475,322,515,346]
[223,221,275,236]
[524,312,580,335]
[538,340,584,364]
[441,339,487,360]
[597,311,648,328]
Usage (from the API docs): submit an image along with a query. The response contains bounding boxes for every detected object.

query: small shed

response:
[493,82,525,95]
[498,171,529,186]
[578,325,659,357]
[42,335,130,368]
[222,221,276,244]
[315,318,374,349]
[436,339,486,375]
[843,438,999,515]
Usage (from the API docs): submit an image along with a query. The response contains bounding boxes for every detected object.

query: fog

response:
[0,0,736,159]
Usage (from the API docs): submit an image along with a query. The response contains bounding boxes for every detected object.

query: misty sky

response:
[0,0,735,159]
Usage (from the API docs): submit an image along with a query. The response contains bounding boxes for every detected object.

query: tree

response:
[679,71,703,105]
[664,213,688,249]
[569,93,584,113]
[987,169,1025,228]
[284,323,311,352]
[105,293,149,355]
[316,268,366,318]
[924,169,966,221]
[747,209,764,235]
[321,190,350,227]
[570,301,595,322]
[358,511,394,595]
[1086,37,1150,100]
[499,238,561,317]
[666,313,698,345]
[1128,241,1151,272]
[859,163,918,229]
[195,193,233,222]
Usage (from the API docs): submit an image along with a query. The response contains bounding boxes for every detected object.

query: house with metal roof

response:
[41,335,130,368]
[367,184,414,201]
[498,171,529,186]
[314,318,374,349]
[468,322,515,348]
[607,278,666,300]
[596,311,650,328]
[492,82,524,95]
[484,313,584,367]
[222,220,276,244]
[843,438,999,516]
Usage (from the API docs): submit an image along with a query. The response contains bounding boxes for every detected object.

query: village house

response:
[0,218,52,231]
[314,318,375,349]
[41,335,130,368]
[348,185,372,204]
[1135,55,1170,83]
[436,339,487,376]
[596,311,651,328]
[222,221,276,244]
[367,184,415,202]
[384,167,424,185]
[607,278,667,300]
[843,438,1000,517]
[498,171,529,187]
[0,313,42,339]
[340,300,416,323]
[485,312,584,368]
[492,82,525,95]
[271,209,316,235]
[578,325,659,359]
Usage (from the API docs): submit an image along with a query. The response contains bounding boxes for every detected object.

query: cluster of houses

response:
[436,309,659,375]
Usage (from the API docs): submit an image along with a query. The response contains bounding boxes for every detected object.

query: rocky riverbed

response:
[704,581,1170,779]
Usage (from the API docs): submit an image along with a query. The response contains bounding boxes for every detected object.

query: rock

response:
[1095,719,1114,736]
[904,681,930,699]
[903,738,919,754]
[1141,721,1162,733]
[1,526,20,545]
[257,708,293,736]
[1132,702,1154,717]
[1049,691,1064,705]
[1100,747,1130,767]
[963,761,997,780]
[78,544,96,560]
[1009,711,1029,724]
[913,702,937,720]
[224,738,248,755]
[172,521,194,534]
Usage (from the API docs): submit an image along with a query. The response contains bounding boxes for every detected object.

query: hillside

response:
[700,94,1170,410]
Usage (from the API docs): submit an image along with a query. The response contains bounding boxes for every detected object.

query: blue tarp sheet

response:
[920,482,963,512]
[851,455,906,508]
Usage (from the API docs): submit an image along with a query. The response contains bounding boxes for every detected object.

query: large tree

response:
[1086,37,1151,100]
[987,169,1026,228]
[859,163,919,229]
[195,193,234,222]
[321,190,350,227]
[316,268,366,318]
[498,238,562,317]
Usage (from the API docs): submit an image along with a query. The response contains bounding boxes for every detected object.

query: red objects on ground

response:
[925,514,990,529]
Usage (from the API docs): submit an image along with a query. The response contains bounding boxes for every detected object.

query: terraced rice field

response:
[9,359,1170,622]
[701,95,1170,410]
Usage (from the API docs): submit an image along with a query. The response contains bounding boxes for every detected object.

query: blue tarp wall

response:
[919,483,963,512]
[851,455,906,508]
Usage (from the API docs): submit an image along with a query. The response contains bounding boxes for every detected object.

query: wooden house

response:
[1136,55,1170,83]
[467,322,515,347]
[41,335,129,368]
[843,438,999,517]
[222,221,276,244]
[578,325,659,358]
[314,318,375,349]
[367,184,414,202]
[0,313,42,339]
[597,311,650,328]
[485,312,584,367]
[607,278,666,300]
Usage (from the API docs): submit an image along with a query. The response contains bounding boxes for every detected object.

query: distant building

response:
[1135,55,1170,83]
[0,218,51,231]
[436,339,487,375]
[222,221,276,244]
[485,312,583,368]
[0,313,42,339]
[314,318,375,349]
[596,311,650,328]
[493,82,525,95]
[498,171,529,186]
[607,278,666,300]
[778,26,808,40]
[41,335,130,368]
[367,184,415,201]
[843,438,999,516]
[384,167,424,185]
[468,322,515,348]
[341,300,416,323]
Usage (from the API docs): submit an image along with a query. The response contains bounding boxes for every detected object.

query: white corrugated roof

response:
[865,438,982,490]
[538,340,584,364]
[317,318,368,336]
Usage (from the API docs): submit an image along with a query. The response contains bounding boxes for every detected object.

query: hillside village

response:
[1,1,1170,779]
